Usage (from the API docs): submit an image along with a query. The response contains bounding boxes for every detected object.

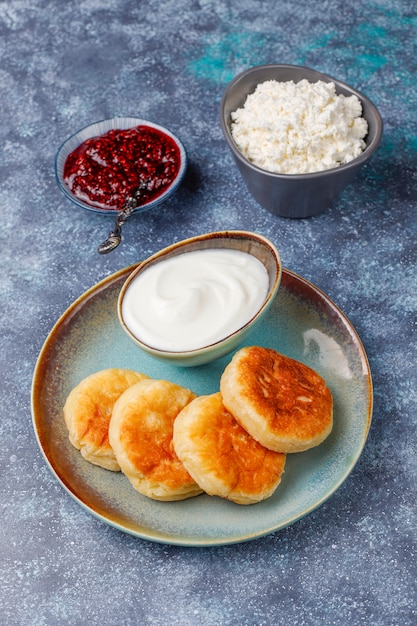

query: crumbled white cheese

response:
[230,79,368,174]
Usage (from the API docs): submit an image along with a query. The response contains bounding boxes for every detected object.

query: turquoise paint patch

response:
[345,24,390,81]
[188,32,268,84]
[355,23,388,41]
[306,32,338,52]
[374,133,417,164]
[298,41,387,84]
[353,53,387,78]
[297,3,416,86]
[407,136,417,154]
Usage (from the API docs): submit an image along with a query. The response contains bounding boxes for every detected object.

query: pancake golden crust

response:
[173,392,286,505]
[220,346,333,453]
[63,368,149,471]
[109,379,203,501]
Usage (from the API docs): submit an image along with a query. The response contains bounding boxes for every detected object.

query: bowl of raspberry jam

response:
[55,117,187,214]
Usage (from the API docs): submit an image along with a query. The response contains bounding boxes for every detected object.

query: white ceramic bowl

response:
[55,117,187,215]
[118,230,282,367]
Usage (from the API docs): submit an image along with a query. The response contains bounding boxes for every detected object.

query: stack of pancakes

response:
[63,347,333,506]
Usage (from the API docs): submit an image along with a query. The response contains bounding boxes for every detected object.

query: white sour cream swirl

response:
[121,248,269,351]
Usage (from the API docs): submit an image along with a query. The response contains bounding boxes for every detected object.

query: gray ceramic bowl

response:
[220,64,383,218]
[118,230,282,367]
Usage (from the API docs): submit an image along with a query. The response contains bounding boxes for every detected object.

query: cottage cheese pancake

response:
[220,347,333,453]
[109,379,203,501]
[63,368,149,471]
[173,392,286,505]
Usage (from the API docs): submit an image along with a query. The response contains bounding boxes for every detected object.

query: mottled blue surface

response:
[1,1,416,625]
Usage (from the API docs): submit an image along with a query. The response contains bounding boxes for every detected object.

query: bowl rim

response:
[117,230,282,361]
[220,63,384,180]
[55,116,187,215]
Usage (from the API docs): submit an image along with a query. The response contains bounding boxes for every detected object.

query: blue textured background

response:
[1,1,416,624]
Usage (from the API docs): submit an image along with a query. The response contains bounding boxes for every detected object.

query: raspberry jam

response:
[63,125,181,211]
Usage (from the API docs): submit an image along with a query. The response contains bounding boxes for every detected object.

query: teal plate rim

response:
[31,265,373,547]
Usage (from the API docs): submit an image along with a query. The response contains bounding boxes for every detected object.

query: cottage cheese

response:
[230,79,368,174]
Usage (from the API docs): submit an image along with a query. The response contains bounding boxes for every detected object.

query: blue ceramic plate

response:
[55,117,187,214]
[31,266,372,546]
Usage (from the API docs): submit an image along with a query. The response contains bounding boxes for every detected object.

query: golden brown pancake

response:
[173,392,286,505]
[109,379,203,501]
[63,368,149,471]
[220,346,333,453]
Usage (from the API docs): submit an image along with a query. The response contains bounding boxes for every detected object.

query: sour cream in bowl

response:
[118,231,282,366]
